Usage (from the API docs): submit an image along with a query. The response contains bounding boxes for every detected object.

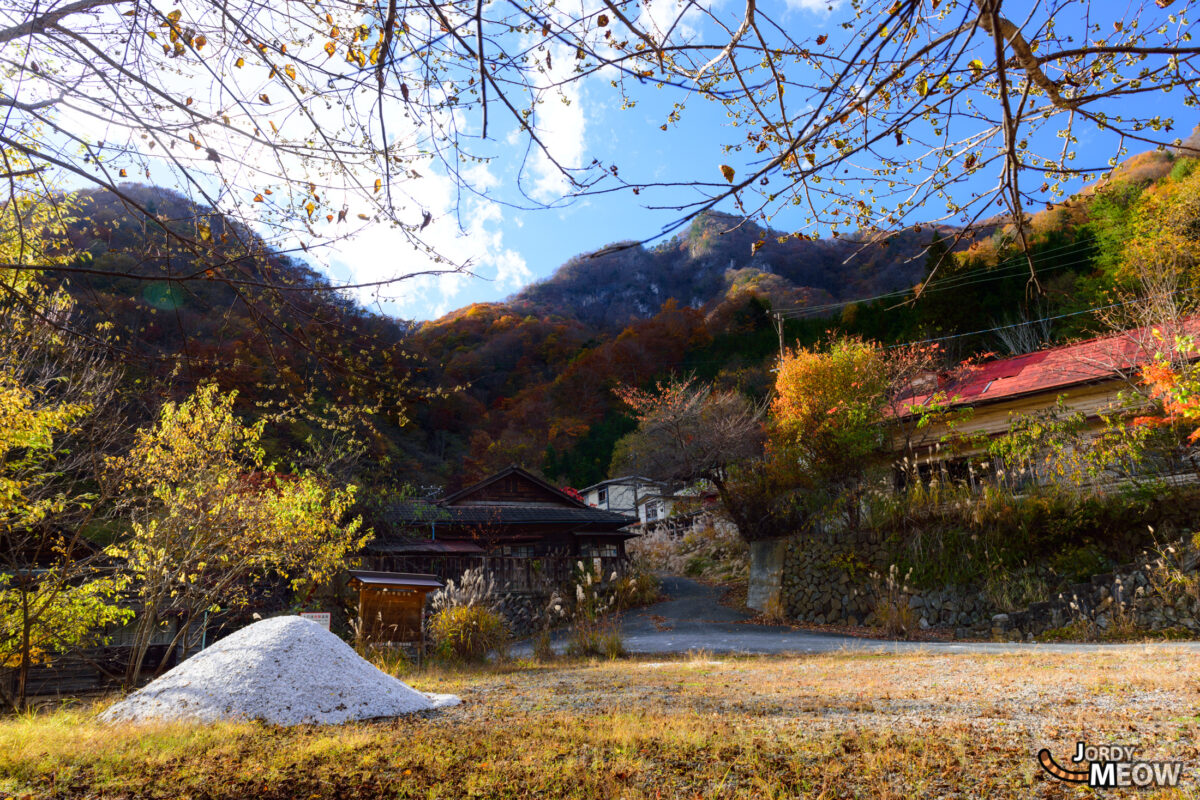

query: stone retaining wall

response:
[495,593,555,638]
[780,533,996,629]
[780,531,1200,639]
[992,541,1200,640]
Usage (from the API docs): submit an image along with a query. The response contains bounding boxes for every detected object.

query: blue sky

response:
[321,0,857,320]
[52,0,1186,323]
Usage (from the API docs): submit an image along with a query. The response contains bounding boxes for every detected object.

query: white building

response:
[581,476,720,530]
[579,476,666,518]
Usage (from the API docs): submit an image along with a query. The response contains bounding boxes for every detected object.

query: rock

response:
[918,616,931,630]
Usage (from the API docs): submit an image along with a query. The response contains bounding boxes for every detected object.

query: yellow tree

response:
[0,346,131,710]
[0,162,131,711]
[106,382,369,685]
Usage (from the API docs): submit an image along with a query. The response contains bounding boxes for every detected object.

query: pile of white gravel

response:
[100,615,460,725]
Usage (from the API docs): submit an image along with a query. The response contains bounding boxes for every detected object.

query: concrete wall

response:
[747,538,788,612]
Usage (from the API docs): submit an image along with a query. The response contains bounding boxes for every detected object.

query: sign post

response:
[300,611,331,631]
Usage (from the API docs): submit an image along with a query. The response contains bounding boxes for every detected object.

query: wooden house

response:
[365,465,638,592]
[892,317,1200,487]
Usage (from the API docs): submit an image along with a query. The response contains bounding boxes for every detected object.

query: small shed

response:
[347,570,444,650]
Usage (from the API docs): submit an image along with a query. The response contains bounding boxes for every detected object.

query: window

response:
[646,501,660,521]
[582,542,619,559]
[502,545,535,558]
[597,487,607,505]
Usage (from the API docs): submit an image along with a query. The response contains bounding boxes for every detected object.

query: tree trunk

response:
[152,616,192,679]
[16,585,31,711]
[124,600,160,688]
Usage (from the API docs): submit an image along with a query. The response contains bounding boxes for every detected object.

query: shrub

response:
[982,567,1050,614]
[429,568,498,614]
[1050,544,1112,584]
[531,629,555,661]
[864,480,1200,593]
[566,561,624,658]
[628,520,748,584]
[427,567,508,663]
[429,605,509,663]
[610,567,662,611]
[871,564,915,638]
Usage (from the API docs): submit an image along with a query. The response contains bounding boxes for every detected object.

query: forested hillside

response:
[47,147,1200,494]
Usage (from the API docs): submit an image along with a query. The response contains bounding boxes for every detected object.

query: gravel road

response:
[517,575,1200,656]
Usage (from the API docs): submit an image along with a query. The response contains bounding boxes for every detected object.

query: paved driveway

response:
[519,575,1200,656]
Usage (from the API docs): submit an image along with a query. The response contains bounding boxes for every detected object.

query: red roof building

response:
[894,316,1200,454]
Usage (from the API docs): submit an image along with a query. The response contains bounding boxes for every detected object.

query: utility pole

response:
[773,311,785,362]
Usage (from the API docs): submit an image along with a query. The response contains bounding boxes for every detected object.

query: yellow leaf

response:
[720,165,735,183]
[305,201,315,217]
[198,222,212,240]
[148,31,157,40]
[357,213,370,220]
[914,74,929,96]
[235,57,244,68]
[969,58,984,77]
[324,41,336,57]
[167,9,182,22]
[374,178,382,193]
[284,64,296,80]
[194,34,206,50]
[597,13,609,26]
[253,194,264,202]
[259,93,270,103]
[119,168,128,177]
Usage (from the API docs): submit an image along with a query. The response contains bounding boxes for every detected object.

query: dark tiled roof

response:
[347,570,444,590]
[440,464,588,507]
[365,540,487,555]
[385,502,634,527]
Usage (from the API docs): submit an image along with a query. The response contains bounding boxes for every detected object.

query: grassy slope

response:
[2,650,1197,799]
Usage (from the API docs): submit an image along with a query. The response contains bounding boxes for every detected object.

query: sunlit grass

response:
[2,648,1197,798]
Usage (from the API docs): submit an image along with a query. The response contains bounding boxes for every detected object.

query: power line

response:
[774,238,1097,319]
[881,297,1142,349]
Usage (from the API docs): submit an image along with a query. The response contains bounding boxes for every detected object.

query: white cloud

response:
[783,0,841,14]
[527,43,589,202]
[319,161,531,320]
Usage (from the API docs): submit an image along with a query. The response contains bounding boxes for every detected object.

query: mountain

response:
[508,211,965,329]
[32,144,1198,495]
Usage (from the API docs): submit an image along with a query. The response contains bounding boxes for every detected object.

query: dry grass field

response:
[1,648,1198,799]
